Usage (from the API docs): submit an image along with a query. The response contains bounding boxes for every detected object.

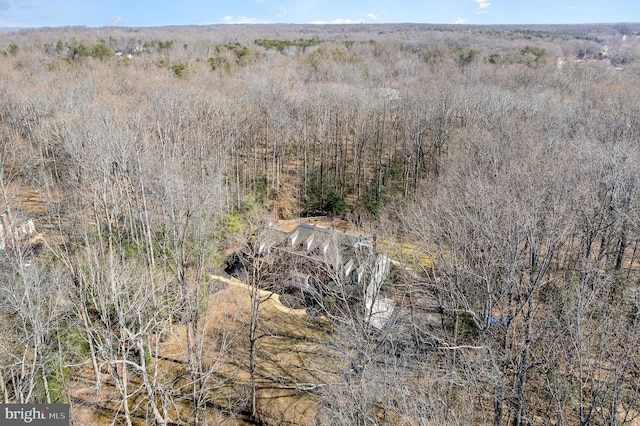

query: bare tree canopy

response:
[0,22,639,425]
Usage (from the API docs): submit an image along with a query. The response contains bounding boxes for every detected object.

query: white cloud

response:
[473,0,491,9]
[222,16,262,24]
[329,18,360,24]
[366,13,377,20]
[111,16,124,25]
[455,17,468,24]
[255,0,266,4]
[311,18,356,24]
[332,18,355,24]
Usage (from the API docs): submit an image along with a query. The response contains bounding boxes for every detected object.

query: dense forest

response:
[1,22,640,425]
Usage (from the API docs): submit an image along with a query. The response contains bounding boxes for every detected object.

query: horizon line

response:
[2,21,639,31]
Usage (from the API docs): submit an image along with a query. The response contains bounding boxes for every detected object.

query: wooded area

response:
[1,22,640,425]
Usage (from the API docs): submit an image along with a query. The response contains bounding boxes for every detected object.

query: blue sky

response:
[0,0,637,28]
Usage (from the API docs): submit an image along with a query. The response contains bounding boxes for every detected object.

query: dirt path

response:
[208,274,309,316]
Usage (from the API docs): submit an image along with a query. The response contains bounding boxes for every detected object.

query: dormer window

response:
[302,235,314,251]
[288,230,299,247]
[343,259,354,278]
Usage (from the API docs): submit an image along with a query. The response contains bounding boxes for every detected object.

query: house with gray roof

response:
[252,222,393,329]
